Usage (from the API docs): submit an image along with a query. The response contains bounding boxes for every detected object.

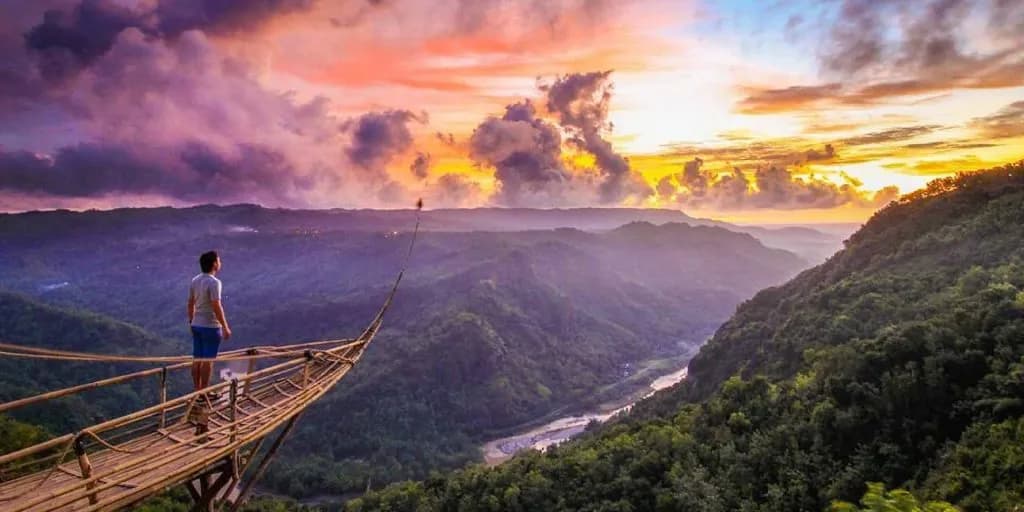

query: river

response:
[482,365,689,465]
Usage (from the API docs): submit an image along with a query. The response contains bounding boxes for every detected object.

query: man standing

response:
[187,251,232,398]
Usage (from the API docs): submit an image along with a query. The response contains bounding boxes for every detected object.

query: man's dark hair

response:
[199,251,219,273]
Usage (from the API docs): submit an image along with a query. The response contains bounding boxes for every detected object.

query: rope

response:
[0,439,74,503]
[0,340,357,364]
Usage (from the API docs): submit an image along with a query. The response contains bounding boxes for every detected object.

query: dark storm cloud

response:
[656,157,899,211]
[0,141,314,203]
[469,100,571,207]
[342,110,426,174]
[542,71,650,203]
[179,141,314,196]
[156,0,315,36]
[22,0,314,82]
[0,144,171,198]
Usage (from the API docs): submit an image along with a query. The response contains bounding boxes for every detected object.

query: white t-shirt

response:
[189,273,223,328]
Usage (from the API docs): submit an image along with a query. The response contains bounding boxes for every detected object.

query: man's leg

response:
[191,327,202,392]
[200,360,214,389]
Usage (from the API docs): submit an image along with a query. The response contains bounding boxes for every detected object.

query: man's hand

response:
[211,299,231,341]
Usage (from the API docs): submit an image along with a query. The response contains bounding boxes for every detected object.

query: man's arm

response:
[211,300,232,340]
[187,293,195,325]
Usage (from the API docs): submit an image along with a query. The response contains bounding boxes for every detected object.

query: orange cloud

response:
[970,101,1024,139]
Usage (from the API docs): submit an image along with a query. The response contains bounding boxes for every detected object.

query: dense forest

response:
[349,163,1024,511]
[0,292,184,438]
[0,212,803,497]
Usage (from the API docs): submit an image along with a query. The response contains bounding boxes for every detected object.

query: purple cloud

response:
[342,110,426,178]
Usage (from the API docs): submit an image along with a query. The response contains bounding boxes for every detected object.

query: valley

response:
[0,206,807,497]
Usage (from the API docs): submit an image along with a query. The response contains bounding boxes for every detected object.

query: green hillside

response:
[0,292,181,439]
[350,163,1024,511]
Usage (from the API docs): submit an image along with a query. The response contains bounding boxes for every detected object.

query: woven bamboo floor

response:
[0,332,373,511]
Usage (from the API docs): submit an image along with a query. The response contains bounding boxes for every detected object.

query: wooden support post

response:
[229,379,238,444]
[159,367,168,428]
[73,435,99,505]
[227,414,301,512]
[187,458,234,512]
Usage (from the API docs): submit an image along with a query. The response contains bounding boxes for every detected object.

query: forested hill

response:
[681,161,1024,400]
[351,163,1024,511]
[0,292,180,445]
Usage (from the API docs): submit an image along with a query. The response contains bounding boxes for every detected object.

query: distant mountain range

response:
[0,205,856,264]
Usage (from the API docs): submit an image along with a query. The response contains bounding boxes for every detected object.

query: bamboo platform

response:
[0,328,375,511]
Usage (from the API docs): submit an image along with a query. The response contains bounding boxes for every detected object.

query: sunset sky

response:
[1,0,1022,222]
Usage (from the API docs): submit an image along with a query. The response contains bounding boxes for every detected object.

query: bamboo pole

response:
[229,380,238,444]
[0,363,187,415]
[227,414,301,512]
[73,437,98,506]
[159,367,168,429]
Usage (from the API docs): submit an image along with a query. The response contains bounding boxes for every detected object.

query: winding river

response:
[482,366,689,465]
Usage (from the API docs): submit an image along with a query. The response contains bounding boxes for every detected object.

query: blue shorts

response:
[191,326,222,359]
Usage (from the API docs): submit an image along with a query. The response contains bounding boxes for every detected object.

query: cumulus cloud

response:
[542,71,651,203]
[656,157,899,210]
[342,110,426,178]
[469,100,572,207]
[467,72,650,207]
[0,5,429,208]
